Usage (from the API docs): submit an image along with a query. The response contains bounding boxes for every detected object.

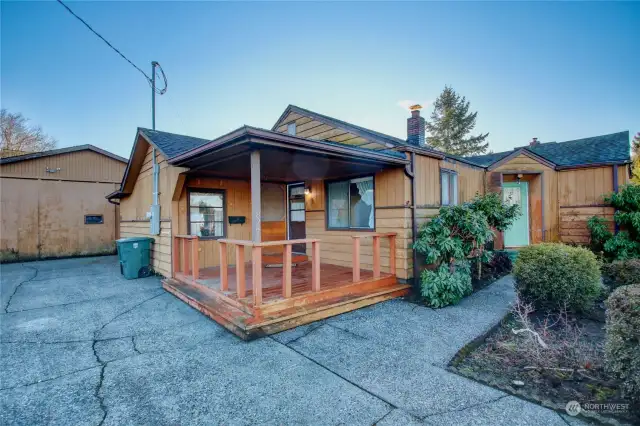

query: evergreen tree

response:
[425,86,489,156]
[632,132,640,185]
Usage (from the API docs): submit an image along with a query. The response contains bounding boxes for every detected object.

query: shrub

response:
[601,259,640,289]
[513,243,601,312]
[605,285,640,406]
[420,262,472,308]
[588,184,640,260]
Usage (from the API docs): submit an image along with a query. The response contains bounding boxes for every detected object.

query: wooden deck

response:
[163,261,410,340]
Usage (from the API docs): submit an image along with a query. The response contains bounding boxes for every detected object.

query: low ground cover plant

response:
[605,285,640,409]
[513,243,601,313]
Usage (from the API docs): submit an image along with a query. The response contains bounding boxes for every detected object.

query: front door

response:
[503,182,530,247]
[288,183,306,253]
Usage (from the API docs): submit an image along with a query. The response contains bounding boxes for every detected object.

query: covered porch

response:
[161,127,412,339]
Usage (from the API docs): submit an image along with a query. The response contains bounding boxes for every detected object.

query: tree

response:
[1,109,57,158]
[632,132,640,185]
[425,86,489,156]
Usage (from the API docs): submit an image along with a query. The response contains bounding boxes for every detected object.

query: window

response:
[441,169,458,206]
[84,215,104,224]
[188,190,225,238]
[327,176,374,230]
[287,123,296,135]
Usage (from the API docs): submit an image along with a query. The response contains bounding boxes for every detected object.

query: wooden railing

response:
[351,233,396,282]
[173,235,199,281]
[217,238,321,307]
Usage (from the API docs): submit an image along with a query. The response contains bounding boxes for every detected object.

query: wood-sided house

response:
[108,105,631,339]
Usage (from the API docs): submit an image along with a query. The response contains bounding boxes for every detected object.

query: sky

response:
[2,1,639,159]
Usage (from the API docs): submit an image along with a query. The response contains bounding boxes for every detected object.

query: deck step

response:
[163,278,410,340]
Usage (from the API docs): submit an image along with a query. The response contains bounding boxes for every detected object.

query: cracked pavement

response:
[0,256,584,425]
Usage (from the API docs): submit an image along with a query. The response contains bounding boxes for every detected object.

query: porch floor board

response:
[164,262,411,340]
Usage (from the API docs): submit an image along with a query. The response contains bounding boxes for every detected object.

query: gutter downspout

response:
[404,152,419,287]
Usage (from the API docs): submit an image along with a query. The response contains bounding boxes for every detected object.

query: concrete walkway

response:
[0,256,583,425]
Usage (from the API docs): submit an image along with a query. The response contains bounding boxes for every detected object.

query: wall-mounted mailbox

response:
[228,216,246,225]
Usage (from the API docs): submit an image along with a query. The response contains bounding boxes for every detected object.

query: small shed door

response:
[503,182,530,247]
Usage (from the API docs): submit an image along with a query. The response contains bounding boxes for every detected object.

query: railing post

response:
[372,235,380,279]
[219,241,228,291]
[311,241,320,292]
[191,237,199,281]
[252,245,262,306]
[182,238,190,275]
[236,244,246,298]
[388,234,396,276]
[283,243,292,298]
[172,237,180,277]
[352,237,360,282]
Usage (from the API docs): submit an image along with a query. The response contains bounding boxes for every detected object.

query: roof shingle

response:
[466,131,630,168]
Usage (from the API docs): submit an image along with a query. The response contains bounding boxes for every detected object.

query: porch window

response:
[441,169,458,206]
[188,190,225,238]
[327,176,374,230]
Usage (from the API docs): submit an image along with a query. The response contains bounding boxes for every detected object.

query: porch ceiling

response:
[171,126,408,182]
[183,145,400,182]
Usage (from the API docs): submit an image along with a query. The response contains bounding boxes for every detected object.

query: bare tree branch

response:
[1,109,57,158]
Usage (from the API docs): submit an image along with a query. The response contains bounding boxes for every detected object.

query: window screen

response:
[189,191,224,238]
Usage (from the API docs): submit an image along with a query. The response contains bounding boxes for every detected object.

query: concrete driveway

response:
[1,256,581,425]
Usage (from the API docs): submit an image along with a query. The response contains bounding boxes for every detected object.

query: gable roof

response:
[466,131,631,169]
[273,105,408,148]
[138,128,211,159]
[0,144,127,165]
[271,105,488,167]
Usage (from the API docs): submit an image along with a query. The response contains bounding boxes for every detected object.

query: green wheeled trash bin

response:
[116,237,153,279]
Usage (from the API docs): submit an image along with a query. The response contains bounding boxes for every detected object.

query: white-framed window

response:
[327,176,374,230]
[188,190,225,238]
[287,123,296,135]
[441,169,458,206]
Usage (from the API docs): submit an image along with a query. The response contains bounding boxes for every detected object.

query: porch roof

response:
[167,126,408,182]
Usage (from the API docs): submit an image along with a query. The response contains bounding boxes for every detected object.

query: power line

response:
[55,0,166,94]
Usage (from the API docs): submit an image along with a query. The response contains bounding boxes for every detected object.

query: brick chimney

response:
[529,137,539,147]
[407,104,426,146]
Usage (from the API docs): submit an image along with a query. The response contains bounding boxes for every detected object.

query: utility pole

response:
[150,61,160,234]
[151,61,157,130]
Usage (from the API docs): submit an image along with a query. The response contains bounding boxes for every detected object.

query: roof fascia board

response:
[271,105,295,131]
[555,160,633,170]
[0,144,127,165]
[488,148,556,171]
[170,127,408,167]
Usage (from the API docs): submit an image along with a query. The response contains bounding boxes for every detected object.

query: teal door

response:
[503,182,529,247]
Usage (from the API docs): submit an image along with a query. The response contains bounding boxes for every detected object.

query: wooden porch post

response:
[236,245,246,297]
[389,235,396,276]
[283,244,292,298]
[372,235,380,279]
[219,241,228,291]
[191,237,199,281]
[250,150,262,305]
[311,241,320,292]
[172,237,180,277]
[352,237,360,282]
[182,238,190,275]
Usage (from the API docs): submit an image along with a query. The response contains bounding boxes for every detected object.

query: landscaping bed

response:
[451,307,640,424]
